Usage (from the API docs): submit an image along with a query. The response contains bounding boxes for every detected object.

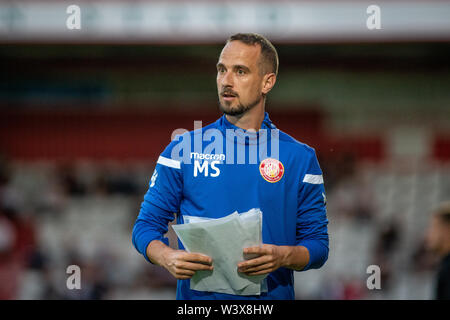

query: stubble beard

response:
[218,94,262,117]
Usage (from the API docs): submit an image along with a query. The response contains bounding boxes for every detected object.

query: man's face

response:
[426,215,450,255]
[216,41,265,116]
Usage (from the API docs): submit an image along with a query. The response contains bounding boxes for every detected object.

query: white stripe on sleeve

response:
[303,174,323,184]
[157,156,181,169]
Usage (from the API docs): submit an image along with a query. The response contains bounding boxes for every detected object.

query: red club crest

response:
[259,158,284,183]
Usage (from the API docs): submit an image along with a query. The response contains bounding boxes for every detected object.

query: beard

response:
[218,94,262,117]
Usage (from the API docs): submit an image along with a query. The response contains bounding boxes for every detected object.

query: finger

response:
[174,271,195,280]
[245,268,273,276]
[243,246,265,255]
[174,268,195,277]
[241,262,274,273]
[182,252,213,265]
[238,255,272,270]
[178,261,214,271]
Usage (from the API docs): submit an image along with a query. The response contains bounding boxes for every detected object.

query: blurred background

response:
[1,0,450,300]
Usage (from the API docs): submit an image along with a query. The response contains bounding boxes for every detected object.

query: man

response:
[132,33,329,300]
[426,201,450,300]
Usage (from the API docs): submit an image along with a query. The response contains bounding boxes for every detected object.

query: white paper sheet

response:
[172,209,267,296]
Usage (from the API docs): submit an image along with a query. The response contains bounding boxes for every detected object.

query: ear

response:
[261,73,277,95]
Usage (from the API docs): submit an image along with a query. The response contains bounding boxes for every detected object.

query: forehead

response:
[218,41,261,68]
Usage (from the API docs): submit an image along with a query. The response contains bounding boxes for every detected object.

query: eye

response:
[217,66,225,74]
[237,69,246,75]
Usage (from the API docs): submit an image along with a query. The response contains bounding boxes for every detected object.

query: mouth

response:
[221,92,238,101]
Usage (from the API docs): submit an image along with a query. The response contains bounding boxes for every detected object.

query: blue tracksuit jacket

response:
[132,112,329,300]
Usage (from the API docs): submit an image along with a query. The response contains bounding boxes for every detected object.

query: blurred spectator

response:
[411,238,436,273]
[56,163,87,197]
[425,201,450,300]
[375,218,400,256]
[373,218,401,290]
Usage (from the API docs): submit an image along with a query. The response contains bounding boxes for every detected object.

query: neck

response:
[225,101,265,131]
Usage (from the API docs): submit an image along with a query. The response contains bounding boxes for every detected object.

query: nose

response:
[220,70,234,88]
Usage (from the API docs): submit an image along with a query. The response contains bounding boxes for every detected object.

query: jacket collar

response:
[220,112,276,131]
[217,112,276,146]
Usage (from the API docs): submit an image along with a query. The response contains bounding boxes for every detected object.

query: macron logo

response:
[190,152,225,161]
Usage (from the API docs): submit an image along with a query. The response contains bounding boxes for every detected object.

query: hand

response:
[237,244,287,276]
[162,249,213,280]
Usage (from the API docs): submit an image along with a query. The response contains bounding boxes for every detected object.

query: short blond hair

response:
[227,33,279,76]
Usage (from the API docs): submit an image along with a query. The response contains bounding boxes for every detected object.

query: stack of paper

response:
[172,208,268,296]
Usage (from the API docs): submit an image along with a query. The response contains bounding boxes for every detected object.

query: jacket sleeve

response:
[132,140,183,263]
[296,147,329,271]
